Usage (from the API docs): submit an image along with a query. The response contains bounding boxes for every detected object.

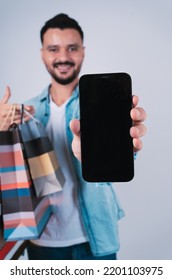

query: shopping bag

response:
[0,193,25,260]
[0,124,52,241]
[0,187,6,251]
[19,107,65,197]
[0,211,17,259]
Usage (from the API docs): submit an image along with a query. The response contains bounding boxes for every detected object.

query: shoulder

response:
[24,85,50,125]
[25,86,50,106]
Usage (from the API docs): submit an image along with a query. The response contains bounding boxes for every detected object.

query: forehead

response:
[42,28,83,46]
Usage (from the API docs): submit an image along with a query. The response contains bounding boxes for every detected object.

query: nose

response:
[57,47,69,61]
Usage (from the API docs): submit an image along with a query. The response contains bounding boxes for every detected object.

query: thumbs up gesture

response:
[0,86,34,130]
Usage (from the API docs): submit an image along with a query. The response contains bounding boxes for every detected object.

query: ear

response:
[40,48,45,63]
[82,46,85,60]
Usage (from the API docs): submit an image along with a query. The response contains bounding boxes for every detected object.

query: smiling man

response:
[0,14,147,260]
[41,28,84,86]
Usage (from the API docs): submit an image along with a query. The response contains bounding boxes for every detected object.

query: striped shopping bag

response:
[0,125,52,241]
[19,107,65,197]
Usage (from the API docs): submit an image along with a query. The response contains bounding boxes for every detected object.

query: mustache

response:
[53,61,75,68]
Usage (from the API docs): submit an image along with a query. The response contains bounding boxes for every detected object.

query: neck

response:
[50,78,78,106]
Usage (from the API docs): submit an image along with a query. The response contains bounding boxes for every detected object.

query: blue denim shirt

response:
[26,85,125,257]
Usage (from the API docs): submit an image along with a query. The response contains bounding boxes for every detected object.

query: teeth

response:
[58,65,71,71]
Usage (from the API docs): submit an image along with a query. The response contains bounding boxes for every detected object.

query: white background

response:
[0,0,172,259]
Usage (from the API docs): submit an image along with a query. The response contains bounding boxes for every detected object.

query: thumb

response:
[0,86,11,104]
[70,119,80,137]
[70,119,81,162]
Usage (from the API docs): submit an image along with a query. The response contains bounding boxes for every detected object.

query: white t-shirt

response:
[31,97,87,247]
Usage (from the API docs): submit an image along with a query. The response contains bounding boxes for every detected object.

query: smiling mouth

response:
[57,65,72,72]
[54,62,75,72]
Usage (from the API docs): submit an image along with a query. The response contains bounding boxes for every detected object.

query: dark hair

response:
[40,13,84,44]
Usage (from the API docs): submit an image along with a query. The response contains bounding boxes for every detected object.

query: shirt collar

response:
[39,84,79,102]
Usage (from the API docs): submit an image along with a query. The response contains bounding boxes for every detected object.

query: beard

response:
[45,61,82,85]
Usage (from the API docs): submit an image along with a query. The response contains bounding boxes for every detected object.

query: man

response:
[0,14,146,260]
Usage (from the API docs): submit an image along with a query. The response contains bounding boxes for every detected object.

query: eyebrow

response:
[46,43,82,49]
[46,45,58,49]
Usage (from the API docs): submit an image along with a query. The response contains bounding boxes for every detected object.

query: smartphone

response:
[79,72,134,182]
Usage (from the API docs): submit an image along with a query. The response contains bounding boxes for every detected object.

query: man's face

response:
[41,28,85,85]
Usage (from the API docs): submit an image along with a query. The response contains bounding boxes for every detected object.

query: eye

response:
[48,47,59,53]
[68,45,79,52]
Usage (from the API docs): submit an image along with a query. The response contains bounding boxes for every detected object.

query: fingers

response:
[0,103,35,131]
[130,107,147,123]
[70,119,82,161]
[130,123,146,152]
[15,104,35,115]
[132,95,139,108]
[130,124,147,138]
[22,106,35,121]
[133,138,143,153]
[0,86,35,131]
[14,105,35,125]
[70,119,80,137]
[130,96,147,152]
[0,87,12,130]
[0,86,11,104]
[24,105,35,114]
[130,105,147,139]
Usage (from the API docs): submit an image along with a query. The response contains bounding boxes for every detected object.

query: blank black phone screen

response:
[79,72,134,182]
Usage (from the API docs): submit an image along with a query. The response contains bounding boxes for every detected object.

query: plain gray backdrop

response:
[0,0,172,259]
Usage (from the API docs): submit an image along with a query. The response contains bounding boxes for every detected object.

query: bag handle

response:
[0,104,16,131]
[20,104,40,124]
[20,104,24,124]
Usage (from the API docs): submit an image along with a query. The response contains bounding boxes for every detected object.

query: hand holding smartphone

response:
[79,72,134,182]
